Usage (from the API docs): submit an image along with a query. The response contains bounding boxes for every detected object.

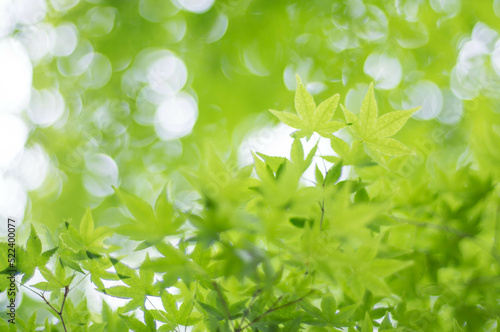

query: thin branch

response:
[300,176,316,186]
[319,198,325,231]
[236,290,313,331]
[391,216,472,238]
[17,281,43,298]
[213,281,235,330]
[69,271,90,291]
[18,278,69,330]
[315,135,327,231]
[237,288,262,330]
[267,295,284,311]
[146,297,179,332]
[315,135,328,174]
[392,215,500,264]
[39,286,69,332]
[493,204,500,260]
[41,293,60,315]
[185,282,198,332]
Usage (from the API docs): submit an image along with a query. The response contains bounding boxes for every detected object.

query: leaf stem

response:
[391,216,472,238]
[213,281,235,330]
[69,272,90,291]
[237,288,262,330]
[236,290,313,331]
[41,286,69,332]
[17,281,70,331]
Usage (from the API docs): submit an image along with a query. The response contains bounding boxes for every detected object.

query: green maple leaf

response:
[341,83,420,168]
[79,208,114,255]
[270,75,346,139]
[101,254,160,313]
[17,225,58,283]
[114,187,183,245]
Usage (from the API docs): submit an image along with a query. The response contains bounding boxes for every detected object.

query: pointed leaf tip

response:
[295,74,302,84]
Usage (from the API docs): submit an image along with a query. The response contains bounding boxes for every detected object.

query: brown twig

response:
[41,286,70,332]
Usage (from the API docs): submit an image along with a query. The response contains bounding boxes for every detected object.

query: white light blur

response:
[0,1,15,37]
[204,14,228,43]
[10,144,50,191]
[0,175,27,221]
[84,7,117,37]
[13,0,46,25]
[496,0,500,18]
[364,53,402,90]
[135,87,160,125]
[0,38,32,114]
[57,40,94,77]
[27,88,65,127]
[147,52,187,95]
[139,0,180,22]
[18,23,52,62]
[450,22,500,100]
[238,123,336,184]
[283,59,316,92]
[306,82,327,95]
[83,154,119,197]
[155,93,198,141]
[345,83,369,114]
[163,18,187,43]
[430,0,461,17]
[177,0,215,14]
[0,114,29,169]
[243,43,270,76]
[396,21,429,49]
[458,40,489,70]
[491,40,500,76]
[437,88,463,125]
[50,23,78,57]
[471,22,498,49]
[80,52,112,89]
[50,0,80,12]
[403,81,443,120]
[238,123,294,165]
[355,5,388,41]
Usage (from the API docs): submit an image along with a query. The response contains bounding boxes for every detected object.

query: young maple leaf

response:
[341,83,420,168]
[270,75,346,140]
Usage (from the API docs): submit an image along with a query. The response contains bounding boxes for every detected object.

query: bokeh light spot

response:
[0,38,32,114]
[80,52,112,89]
[27,88,65,127]
[0,114,29,168]
[155,93,198,140]
[139,0,179,22]
[364,53,402,90]
[147,52,187,95]
[84,7,117,37]
[178,0,215,14]
[404,81,443,120]
[50,23,78,57]
[84,154,119,197]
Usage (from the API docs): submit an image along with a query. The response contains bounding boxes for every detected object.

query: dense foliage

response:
[2,78,500,331]
[2,0,500,331]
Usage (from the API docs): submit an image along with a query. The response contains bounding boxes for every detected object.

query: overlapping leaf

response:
[270,75,346,139]
[114,187,183,245]
[341,83,420,168]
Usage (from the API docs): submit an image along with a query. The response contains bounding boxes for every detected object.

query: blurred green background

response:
[1,0,500,232]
